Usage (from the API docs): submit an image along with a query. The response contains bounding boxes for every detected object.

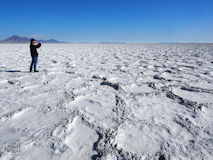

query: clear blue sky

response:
[0,0,213,43]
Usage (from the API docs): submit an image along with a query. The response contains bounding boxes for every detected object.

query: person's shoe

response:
[34,70,39,72]
[30,70,32,72]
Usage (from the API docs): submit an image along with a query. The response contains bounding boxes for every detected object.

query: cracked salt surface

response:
[0,43,213,160]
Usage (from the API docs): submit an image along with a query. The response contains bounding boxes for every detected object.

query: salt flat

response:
[0,43,213,160]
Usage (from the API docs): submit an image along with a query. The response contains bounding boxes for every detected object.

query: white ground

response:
[0,43,213,160]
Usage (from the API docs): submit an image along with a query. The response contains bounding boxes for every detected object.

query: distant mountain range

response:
[99,42,126,44]
[0,35,64,43]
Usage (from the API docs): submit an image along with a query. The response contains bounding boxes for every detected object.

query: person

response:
[30,39,41,72]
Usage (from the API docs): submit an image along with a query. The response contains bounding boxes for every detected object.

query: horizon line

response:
[0,35,213,44]
[0,42,213,44]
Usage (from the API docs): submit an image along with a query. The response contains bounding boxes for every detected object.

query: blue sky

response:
[0,0,213,42]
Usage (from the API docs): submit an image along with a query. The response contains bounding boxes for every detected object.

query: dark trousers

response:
[30,57,38,71]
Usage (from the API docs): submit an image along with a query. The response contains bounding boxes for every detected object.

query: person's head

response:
[30,39,36,45]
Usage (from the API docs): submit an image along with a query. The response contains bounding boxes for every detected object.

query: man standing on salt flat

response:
[30,39,41,72]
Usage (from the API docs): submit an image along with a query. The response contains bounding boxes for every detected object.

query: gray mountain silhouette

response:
[0,35,63,43]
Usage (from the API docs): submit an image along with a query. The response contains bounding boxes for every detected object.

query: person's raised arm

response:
[35,42,41,48]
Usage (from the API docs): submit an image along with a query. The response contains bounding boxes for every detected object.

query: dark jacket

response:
[30,43,41,57]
